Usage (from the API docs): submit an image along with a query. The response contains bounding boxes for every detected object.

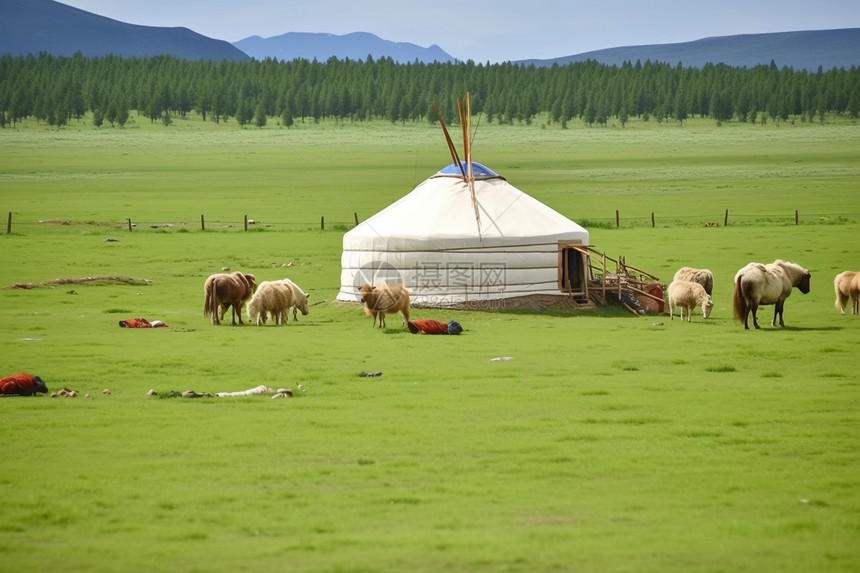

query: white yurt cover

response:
[337,162,589,307]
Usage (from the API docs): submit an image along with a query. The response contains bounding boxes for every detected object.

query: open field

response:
[1,116,859,572]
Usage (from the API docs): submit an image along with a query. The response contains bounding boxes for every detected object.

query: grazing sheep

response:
[203,271,256,325]
[359,283,410,328]
[672,267,714,296]
[247,281,293,325]
[834,271,860,315]
[668,280,714,322]
[273,278,310,323]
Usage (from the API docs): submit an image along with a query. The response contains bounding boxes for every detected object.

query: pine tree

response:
[254,103,267,128]
[281,107,294,128]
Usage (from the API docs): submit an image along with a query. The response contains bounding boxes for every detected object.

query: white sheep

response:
[246,281,294,325]
[672,267,714,296]
[668,280,714,322]
[272,278,310,323]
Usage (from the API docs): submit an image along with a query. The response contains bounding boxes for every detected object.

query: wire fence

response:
[581,209,853,229]
[3,212,359,234]
[3,210,855,235]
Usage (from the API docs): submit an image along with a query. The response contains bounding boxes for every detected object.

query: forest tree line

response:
[1,52,858,129]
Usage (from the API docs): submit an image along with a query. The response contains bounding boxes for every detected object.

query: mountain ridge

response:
[516,29,860,70]
[0,0,249,61]
[233,31,454,64]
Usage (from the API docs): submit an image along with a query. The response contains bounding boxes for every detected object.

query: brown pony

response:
[732,260,810,329]
[359,283,410,328]
[834,271,860,315]
[204,271,256,325]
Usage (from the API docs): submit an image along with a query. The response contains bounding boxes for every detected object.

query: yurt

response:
[336,160,591,309]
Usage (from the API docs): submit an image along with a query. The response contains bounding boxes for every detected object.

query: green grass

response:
[1,116,859,572]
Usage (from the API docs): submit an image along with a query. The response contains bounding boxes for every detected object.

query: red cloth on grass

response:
[1,373,45,395]
[408,319,450,334]
[119,318,167,328]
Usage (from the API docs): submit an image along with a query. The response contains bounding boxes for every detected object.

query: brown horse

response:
[834,271,860,315]
[733,260,810,329]
[204,271,256,325]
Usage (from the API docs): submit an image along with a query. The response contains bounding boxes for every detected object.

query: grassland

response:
[1,114,859,573]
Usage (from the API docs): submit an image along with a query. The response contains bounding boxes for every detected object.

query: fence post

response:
[354,212,359,226]
[724,209,729,227]
[651,212,655,228]
[244,215,248,231]
[615,210,620,228]
[320,216,325,230]
[128,218,133,232]
[795,210,799,225]
[201,214,205,231]
[6,211,11,234]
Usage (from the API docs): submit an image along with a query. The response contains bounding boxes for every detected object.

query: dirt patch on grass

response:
[7,276,152,289]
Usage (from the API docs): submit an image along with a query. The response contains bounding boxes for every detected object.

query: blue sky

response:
[58,0,860,63]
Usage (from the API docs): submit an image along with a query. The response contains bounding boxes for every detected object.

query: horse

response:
[833,271,860,315]
[203,271,256,325]
[732,260,810,329]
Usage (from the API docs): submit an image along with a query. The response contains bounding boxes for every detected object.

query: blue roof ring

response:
[438,161,498,177]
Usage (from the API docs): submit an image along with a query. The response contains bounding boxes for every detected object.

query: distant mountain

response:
[233,31,455,64]
[3,0,855,71]
[0,0,249,61]
[516,29,860,70]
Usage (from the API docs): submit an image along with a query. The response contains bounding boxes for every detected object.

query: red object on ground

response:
[1,373,47,395]
[408,319,450,334]
[119,318,168,328]
[642,284,666,313]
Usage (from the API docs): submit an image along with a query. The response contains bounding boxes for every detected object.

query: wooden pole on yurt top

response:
[458,93,481,240]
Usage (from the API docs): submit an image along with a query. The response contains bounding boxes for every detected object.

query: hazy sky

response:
[57,0,860,63]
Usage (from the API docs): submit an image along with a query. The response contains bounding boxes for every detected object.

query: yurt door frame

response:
[558,241,588,294]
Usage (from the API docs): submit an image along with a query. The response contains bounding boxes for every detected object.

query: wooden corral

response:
[560,246,665,314]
